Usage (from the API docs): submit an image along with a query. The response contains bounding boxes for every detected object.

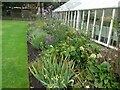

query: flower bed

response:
[27,18,120,89]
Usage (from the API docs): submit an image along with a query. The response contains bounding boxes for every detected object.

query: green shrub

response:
[27,28,47,49]
[87,60,120,88]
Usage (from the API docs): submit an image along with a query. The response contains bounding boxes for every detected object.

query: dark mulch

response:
[27,42,40,63]
[27,41,45,89]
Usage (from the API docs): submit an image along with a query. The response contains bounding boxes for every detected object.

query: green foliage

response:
[73,60,120,88]
[41,35,91,69]
[29,55,75,88]
[27,28,47,49]
[28,18,120,89]
[42,19,69,45]
[87,61,120,88]
[27,19,70,49]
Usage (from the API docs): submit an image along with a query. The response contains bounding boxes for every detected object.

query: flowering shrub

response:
[45,35,54,45]
[27,28,47,49]
[28,18,120,88]
[80,46,85,51]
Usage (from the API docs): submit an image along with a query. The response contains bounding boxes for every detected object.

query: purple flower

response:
[45,35,53,44]
[28,22,36,27]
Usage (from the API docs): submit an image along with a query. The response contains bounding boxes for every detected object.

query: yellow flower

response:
[44,74,48,79]
[80,46,85,51]
[90,54,96,59]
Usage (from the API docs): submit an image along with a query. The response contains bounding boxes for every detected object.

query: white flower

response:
[115,54,117,57]
[68,79,74,83]
[49,45,53,48]
[80,46,85,51]
[109,58,111,61]
[44,74,48,79]
[86,86,90,88]
[30,86,34,88]
[97,53,102,58]
[90,54,96,59]
[51,78,54,80]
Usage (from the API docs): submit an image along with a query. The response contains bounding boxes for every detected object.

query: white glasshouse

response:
[53,0,120,49]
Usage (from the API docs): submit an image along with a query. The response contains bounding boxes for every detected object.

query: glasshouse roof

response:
[53,0,120,12]
[53,0,83,12]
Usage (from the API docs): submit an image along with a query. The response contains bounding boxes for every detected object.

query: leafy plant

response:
[27,28,47,49]
[88,61,120,88]
[42,19,69,45]
[29,55,75,88]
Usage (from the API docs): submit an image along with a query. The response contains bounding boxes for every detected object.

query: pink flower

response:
[45,35,53,44]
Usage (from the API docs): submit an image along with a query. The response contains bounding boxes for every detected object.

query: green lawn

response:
[2,20,29,88]
[0,20,2,89]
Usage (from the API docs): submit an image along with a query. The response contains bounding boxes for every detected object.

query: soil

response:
[27,41,45,89]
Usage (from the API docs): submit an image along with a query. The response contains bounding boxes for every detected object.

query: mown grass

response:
[0,20,2,89]
[2,20,29,88]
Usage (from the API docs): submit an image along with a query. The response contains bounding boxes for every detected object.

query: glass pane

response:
[100,9,112,44]
[93,9,103,40]
[88,10,94,37]
[82,10,88,33]
[110,9,118,47]
[75,11,78,28]
[79,11,83,30]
